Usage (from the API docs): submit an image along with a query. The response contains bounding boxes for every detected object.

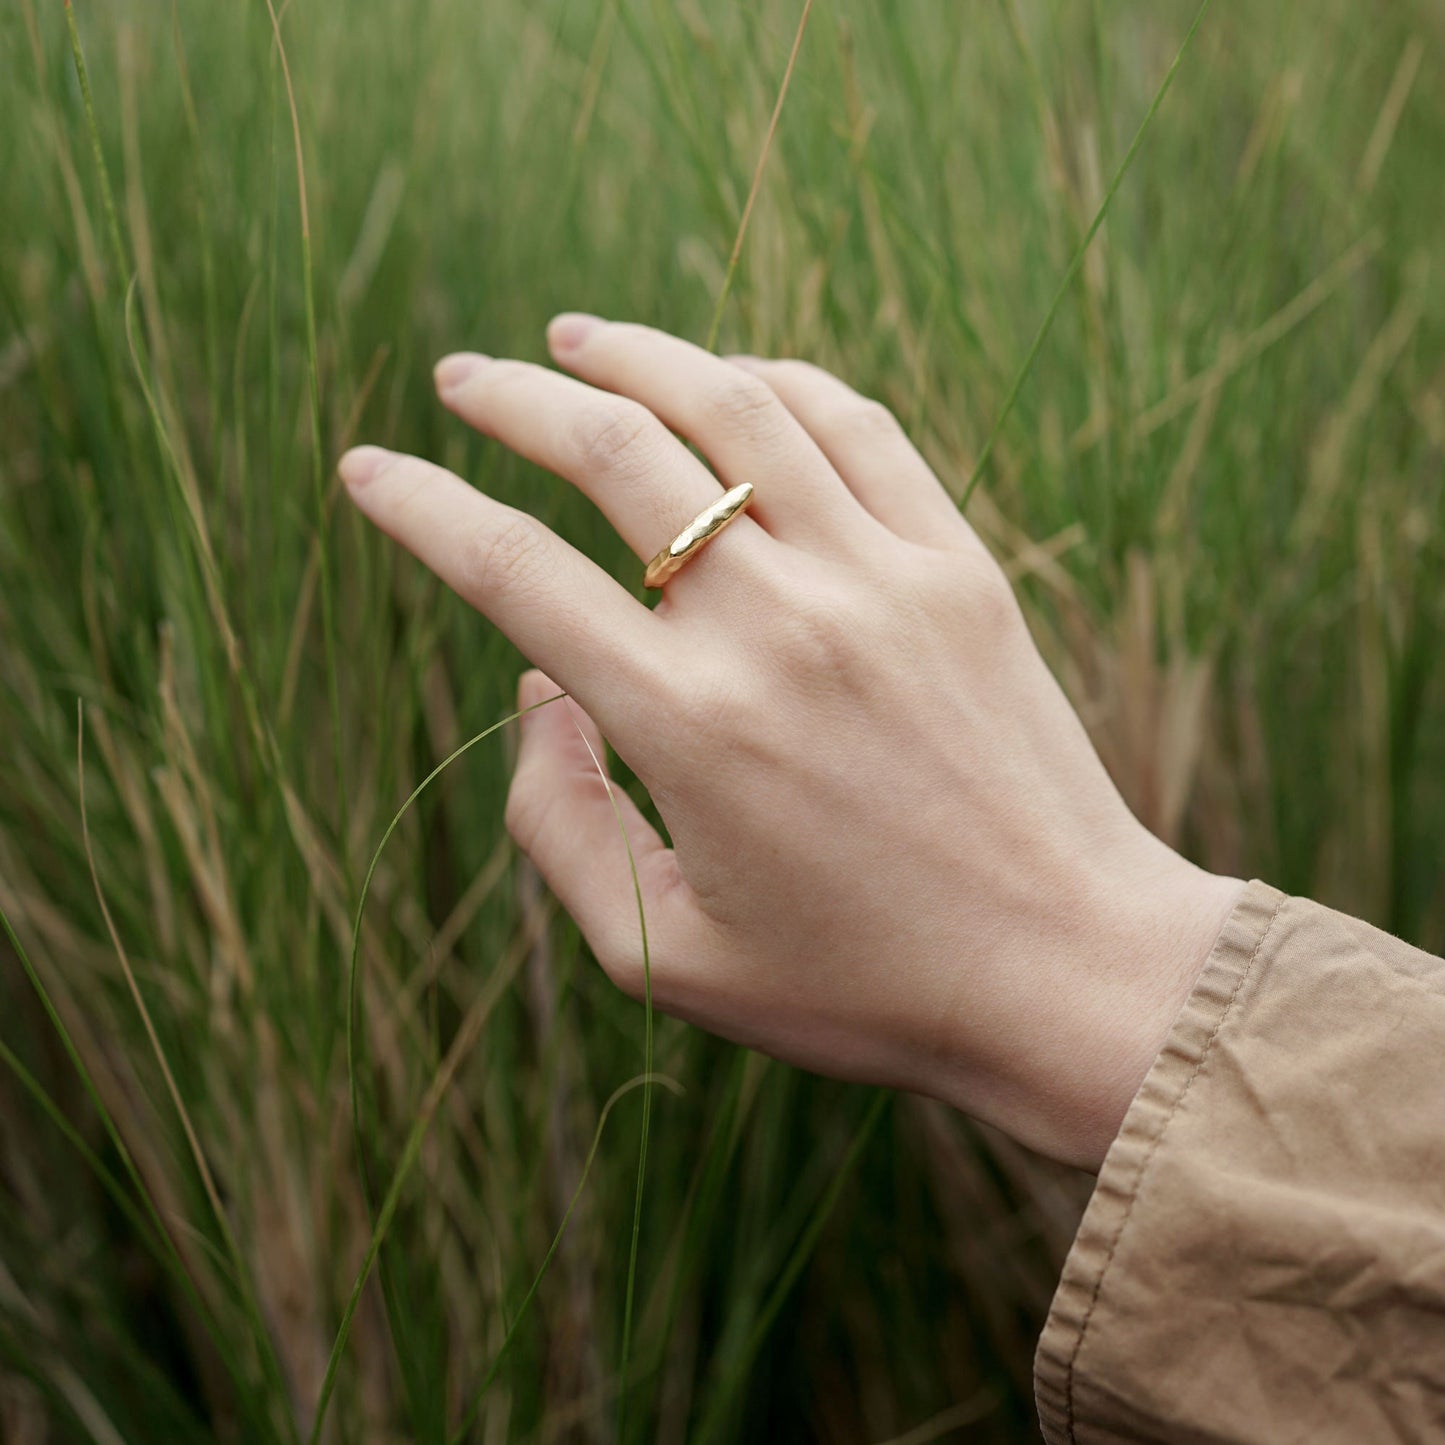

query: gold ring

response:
[643,481,755,589]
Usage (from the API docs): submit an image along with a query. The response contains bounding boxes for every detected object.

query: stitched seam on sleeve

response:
[1060,892,1288,1443]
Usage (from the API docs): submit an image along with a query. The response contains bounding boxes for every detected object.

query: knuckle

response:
[819,392,901,443]
[572,400,658,475]
[463,512,548,597]
[967,561,1024,634]
[703,375,788,441]
[768,582,865,680]
[768,358,828,391]
[912,545,1020,633]
[849,397,902,438]
[596,941,648,1001]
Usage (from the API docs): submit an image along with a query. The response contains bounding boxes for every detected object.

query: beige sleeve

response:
[1035,878,1445,1443]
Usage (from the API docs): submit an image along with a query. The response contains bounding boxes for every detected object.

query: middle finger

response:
[434,352,743,568]
[545,315,876,554]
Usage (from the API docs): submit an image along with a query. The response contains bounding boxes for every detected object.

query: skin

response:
[338,314,1243,1172]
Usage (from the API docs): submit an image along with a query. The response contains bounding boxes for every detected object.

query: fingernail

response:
[548,312,601,351]
[338,445,394,489]
[434,352,490,394]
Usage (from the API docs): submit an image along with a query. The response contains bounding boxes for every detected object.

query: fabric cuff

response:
[1033,877,1287,1444]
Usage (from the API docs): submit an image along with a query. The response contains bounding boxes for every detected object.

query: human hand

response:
[338,316,1243,1171]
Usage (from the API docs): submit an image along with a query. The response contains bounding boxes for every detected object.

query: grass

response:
[1,0,1442,1440]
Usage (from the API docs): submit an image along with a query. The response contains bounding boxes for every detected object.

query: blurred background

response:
[1,1,1441,1440]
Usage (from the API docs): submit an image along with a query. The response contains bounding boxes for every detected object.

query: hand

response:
[338,316,1243,1171]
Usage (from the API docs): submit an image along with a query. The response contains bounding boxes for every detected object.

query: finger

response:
[725,356,974,552]
[508,669,689,1000]
[340,445,670,733]
[546,315,874,553]
[432,351,751,569]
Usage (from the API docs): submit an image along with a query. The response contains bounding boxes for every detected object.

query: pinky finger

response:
[726,356,974,552]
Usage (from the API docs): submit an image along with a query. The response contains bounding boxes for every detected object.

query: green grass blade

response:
[62,0,128,286]
[262,0,350,884]
[703,0,815,355]
[449,1071,684,1442]
[691,1090,889,1445]
[961,0,1216,507]
[77,705,299,1443]
[0,899,277,1440]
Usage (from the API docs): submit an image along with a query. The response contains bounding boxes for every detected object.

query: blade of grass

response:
[339,711,530,1433]
[0,1040,184,1301]
[331,686,667,1439]
[318,895,533,1442]
[691,1089,889,1445]
[961,0,1216,507]
[703,0,816,354]
[0,907,279,1438]
[62,0,128,288]
[1129,231,1381,438]
[78,704,299,1444]
[262,0,349,880]
[323,690,658,1440]
[566,707,656,1443]
[448,1071,684,1443]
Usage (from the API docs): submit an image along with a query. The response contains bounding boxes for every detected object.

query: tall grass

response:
[2,1,1442,1440]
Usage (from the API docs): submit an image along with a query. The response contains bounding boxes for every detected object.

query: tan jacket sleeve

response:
[1035,878,1445,1444]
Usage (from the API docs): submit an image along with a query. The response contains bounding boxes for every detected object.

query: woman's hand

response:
[339,316,1242,1171]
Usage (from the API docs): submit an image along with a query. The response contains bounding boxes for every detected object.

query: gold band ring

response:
[643,481,755,589]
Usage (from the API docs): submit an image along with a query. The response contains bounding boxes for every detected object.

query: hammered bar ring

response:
[643,481,755,589]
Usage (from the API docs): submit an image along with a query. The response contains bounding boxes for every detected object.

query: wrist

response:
[1062,849,1245,1171]
[924,839,1244,1173]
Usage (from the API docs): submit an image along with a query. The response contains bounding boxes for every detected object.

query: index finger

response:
[339,445,671,734]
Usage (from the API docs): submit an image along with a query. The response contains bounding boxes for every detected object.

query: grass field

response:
[1,0,1442,1440]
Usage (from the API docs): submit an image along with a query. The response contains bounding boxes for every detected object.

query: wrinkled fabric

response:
[1035,879,1445,1444]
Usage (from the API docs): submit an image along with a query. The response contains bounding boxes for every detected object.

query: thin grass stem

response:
[449,1072,683,1442]
[322,694,569,1440]
[692,1090,889,1445]
[961,0,1215,507]
[567,715,655,1444]
[262,0,350,882]
[703,0,815,354]
[62,0,128,286]
[77,706,300,1443]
